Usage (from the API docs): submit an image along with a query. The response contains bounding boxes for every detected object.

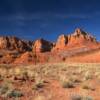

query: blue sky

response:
[0,0,100,41]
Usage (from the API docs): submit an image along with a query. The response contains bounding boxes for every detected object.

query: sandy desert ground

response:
[0,63,99,100]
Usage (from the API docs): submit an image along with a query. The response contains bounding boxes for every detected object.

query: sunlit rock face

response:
[69,28,96,44]
[53,28,97,51]
[53,34,68,50]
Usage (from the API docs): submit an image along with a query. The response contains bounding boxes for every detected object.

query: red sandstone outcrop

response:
[32,38,53,53]
[0,36,32,52]
[53,28,97,51]
[54,34,68,49]
[68,28,96,45]
[0,28,99,64]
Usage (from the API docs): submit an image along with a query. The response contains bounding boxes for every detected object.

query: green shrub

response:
[8,90,23,98]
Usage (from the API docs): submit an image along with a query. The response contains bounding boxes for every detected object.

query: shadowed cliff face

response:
[32,38,53,53]
[0,36,32,52]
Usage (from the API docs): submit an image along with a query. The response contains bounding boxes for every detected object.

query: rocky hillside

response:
[0,28,99,64]
[53,28,97,51]
[0,36,32,52]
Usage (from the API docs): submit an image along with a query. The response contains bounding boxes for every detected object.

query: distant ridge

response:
[0,28,99,64]
[0,28,97,52]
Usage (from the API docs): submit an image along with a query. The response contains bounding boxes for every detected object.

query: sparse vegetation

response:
[0,85,9,95]
[60,78,74,88]
[81,82,95,91]
[0,63,99,99]
[8,89,23,98]
[32,78,44,90]
[71,95,93,100]
[83,71,93,81]
[71,95,82,100]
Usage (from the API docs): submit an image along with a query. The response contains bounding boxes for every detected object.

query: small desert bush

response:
[0,85,9,95]
[59,75,75,88]
[95,71,100,79]
[83,71,93,81]
[77,67,85,74]
[0,75,3,81]
[27,70,35,78]
[71,94,82,100]
[59,74,81,88]
[69,76,81,83]
[0,83,23,98]
[7,89,23,98]
[61,79,74,88]
[71,95,93,100]
[83,96,93,100]
[81,82,95,91]
[0,81,13,97]
[14,70,29,81]
[32,78,44,90]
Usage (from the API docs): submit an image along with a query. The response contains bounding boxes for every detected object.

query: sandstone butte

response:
[0,28,100,64]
